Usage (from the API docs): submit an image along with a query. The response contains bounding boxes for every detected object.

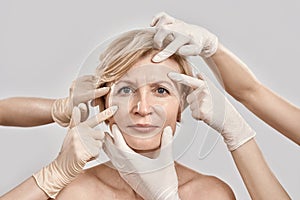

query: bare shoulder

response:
[190,174,236,200]
[176,163,236,200]
[55,164,115,199]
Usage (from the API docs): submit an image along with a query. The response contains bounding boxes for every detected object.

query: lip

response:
[127,124,159,133]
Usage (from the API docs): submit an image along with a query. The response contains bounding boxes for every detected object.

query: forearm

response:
[0,176,49,200]
[231,139,290,200]
[204,44,261,101]
[0,97,55,127]
[243,85,300,145]
[205,44,300,145]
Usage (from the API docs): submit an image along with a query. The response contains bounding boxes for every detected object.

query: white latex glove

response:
[150,12,218,62]
[33,104,118,198]
[52,75,109,127]
[103,125,180,200]
[168,72,255,151]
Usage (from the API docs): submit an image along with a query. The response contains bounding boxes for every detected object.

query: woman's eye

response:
[119,87,133,95]
[156,87,169,95]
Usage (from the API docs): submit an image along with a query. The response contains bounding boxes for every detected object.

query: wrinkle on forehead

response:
[114,64,182,95]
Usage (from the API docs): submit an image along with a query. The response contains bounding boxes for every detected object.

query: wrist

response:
[51,98,71,127]
[225,130,256,151]
[33,163,63,199]
[33,158,85,199]
[214,99,257,151]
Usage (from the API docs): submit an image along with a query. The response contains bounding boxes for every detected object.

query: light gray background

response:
[0,0,299,199]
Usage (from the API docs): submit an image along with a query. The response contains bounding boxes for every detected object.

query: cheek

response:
[164,102,180,127]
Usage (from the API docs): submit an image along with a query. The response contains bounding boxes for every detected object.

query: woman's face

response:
[106,54,183,153]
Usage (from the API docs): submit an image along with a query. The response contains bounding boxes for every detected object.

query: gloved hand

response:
[103,125,181,200]
[168,72,255,151]
[33,104,118,198]
[150,12,218,62]
[51,75,109,127]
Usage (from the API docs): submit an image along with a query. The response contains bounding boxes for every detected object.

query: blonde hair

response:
[95,28,193,115]
[95,28,193,83]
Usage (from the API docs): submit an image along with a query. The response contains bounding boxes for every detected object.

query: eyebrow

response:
[115,79,180,93]
[115,79,137,85]
[149,81,176,89]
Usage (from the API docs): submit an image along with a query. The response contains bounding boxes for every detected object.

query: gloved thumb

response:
[161,126,173,148]
[150,12,175,27]
[158,126,174,167]
[69,106,81,128]
[78,103,89,122]
[111,124,133,153]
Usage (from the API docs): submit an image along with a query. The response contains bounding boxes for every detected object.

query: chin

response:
[122,133,162,152]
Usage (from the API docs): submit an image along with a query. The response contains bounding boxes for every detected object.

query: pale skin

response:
[55,54,236,200]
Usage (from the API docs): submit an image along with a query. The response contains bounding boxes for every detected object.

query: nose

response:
[132,90,152,116]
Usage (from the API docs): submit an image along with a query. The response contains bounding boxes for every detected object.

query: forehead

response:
[131,53,181,73]
[113,53,182,85]
[118,64,177,86]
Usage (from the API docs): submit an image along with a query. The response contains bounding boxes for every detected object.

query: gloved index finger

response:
[152,34,189,63]
[85,87,109,101]
[168,72,204,89]
[93,87,110,98]
[83,105,118,128]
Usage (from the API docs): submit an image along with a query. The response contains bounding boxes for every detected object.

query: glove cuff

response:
[213,97,256,151]
[51,98,71,127]
[226,131,256,151]
[33,159,85,198]
[33,163,64,199]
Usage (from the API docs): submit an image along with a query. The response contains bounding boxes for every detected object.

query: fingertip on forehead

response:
[133,52,182,71]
